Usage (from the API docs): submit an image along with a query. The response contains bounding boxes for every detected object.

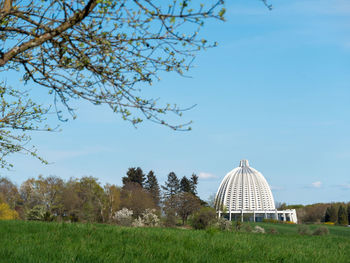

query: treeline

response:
[278,203,350,225]
[0,168,207,226]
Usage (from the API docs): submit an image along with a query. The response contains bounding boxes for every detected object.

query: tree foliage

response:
[0,202,18,219]
[122,167,145,188]
[0,176,20,209]
[174,192,201,224]
[0,86,51,168]
[180,176,191,193]
[0,0,227,166]
[162,172,180,199]
[144,170,160,207]
[189,173,198,195]
[0,167,205,225]
[0,0,225,129]
[338,205,348,225]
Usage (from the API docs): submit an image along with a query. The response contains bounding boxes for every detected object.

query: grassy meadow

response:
[0,220,349,263]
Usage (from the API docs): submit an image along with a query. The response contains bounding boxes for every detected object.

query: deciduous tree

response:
[0,0,227,165]
[0,177,20,209]
[174,192,201,225]
[120,183,155,218]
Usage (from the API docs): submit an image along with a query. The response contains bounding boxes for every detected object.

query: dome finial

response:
[239,160,249,167]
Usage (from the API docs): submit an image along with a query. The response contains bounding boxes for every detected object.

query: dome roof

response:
[215,160,275,211]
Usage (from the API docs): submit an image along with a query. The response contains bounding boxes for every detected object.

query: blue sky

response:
[3,0,350,205]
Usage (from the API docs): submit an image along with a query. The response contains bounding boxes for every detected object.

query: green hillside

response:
[1,220,349,263]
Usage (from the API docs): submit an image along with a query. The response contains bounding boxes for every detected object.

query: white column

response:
[283,212,286,221]
[229,212,232,221]
[241,211,244,222]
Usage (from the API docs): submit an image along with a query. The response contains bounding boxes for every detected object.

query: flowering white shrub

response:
[253,225,265,234]
[218,218,232,231]
[132,217,145,227]
[141,209,160,227]
[113,208,133,226]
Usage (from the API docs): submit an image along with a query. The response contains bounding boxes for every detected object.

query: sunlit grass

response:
[0,220,349,262]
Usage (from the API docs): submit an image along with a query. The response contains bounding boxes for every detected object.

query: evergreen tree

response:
[190,173,199,196]
[122,167,145,188]
[144,171,161,207]
[180,176,191,193]
[162,172,181,223]
[162,172,180,198]
[329,205,338,222]
[324,207,331,222]
[347,203,350,225]
[338,205,349,225]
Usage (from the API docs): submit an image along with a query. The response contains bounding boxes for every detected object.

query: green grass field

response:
[0,220,349,263]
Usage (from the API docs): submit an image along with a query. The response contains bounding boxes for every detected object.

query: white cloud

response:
[311,181,322,188]
[198,172,217,180]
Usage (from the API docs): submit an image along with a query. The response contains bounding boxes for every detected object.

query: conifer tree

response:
[162,172,180,198]
[190,174,199,196]
[329,205,338,222]
[338,205,349,225]
[144,171,161,207]
[162,172,181,224]
[347,203,350,225]
[324,207,331,222]
[180,176,192,193]
[122,167,145,188]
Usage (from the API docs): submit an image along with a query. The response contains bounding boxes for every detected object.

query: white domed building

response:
[215,160,297,223]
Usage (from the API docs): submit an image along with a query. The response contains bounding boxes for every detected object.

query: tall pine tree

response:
[324,207,331,222]
[338,205,349,225]
[190,173,199,196]
[180,176,191,193]
[144,171,161,207]
[122,167,145,188]
[328,205,338,222]
[162,172,180,198]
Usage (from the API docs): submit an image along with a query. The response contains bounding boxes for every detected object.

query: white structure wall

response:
[215,160,298,223]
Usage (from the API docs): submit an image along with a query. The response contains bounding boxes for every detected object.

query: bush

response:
[191,207,217,230]
[141,209,160,227]
[132,217,145,227]
[253,226,265,234]
[26,205,46,221]
[218,218,232,231]
[297,225,311,235]
[113,208,133,226]
[0,203,19,220]
[312,226,329,236]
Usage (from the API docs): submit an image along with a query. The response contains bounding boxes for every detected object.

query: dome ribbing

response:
[215,160,275,211]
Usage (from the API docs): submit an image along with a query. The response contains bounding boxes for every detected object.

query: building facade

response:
[215,160,297,223]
